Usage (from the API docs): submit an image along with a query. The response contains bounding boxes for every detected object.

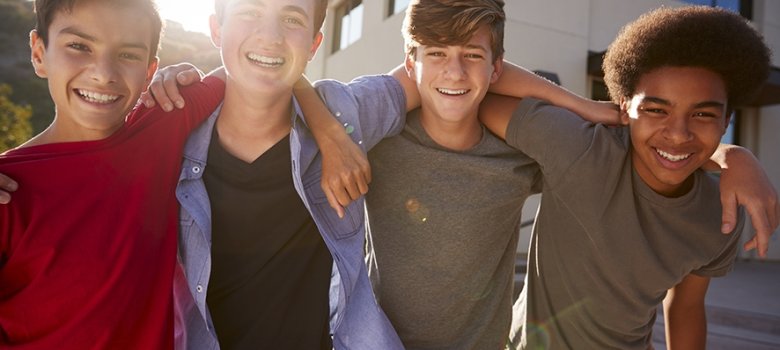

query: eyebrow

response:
[642,96,725,109]
[59,26,149,51]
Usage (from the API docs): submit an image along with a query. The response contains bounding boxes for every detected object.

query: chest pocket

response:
[303,174,363,240]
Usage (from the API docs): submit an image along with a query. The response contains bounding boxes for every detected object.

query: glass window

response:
[333,1,364,53]
[680,0,742,14]
[389,0,411,17]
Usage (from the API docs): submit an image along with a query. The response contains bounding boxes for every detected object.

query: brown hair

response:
[603,6,771,107]
[214,0,328,35]
[34,0,163,62]
[403,0,505,62]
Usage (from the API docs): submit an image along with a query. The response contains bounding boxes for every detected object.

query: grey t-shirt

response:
[505,98,743,349]
[366,110,541,350]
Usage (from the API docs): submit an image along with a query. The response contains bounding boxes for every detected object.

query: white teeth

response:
[247,53,285,67]
[656,149,691,162]
[437,88,469,95]
[77,89,119,104]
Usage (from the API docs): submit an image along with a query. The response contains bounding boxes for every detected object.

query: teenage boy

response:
[145,1,612,349]
[149,1,776,349]
[479,6,773,349]
[0,0,225,348]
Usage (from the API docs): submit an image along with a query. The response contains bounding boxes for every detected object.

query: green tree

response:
[0,84,33,152]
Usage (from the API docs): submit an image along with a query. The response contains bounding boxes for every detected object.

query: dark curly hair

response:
[603,6,771,107]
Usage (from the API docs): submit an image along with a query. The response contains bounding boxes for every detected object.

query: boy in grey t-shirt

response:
[482,6,772,349]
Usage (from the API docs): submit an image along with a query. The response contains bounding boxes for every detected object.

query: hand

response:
[718,150,780,258]
[139,63,203,111]
[0,173,19,204]
[319,130,371,218]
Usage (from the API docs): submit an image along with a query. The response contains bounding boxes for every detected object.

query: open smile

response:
[436,88,470,96]
[247,53,285,68]
[75,89,121,104]
[654,148,692,162]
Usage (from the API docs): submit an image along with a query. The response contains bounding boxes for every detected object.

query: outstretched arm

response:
[293,76,371,218]
[708,144,779,258]
[663,273,710,350]
[490,61,619,124]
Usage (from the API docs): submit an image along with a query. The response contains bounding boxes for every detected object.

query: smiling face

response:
[211,0,323,96]
[406,25,502,128]
[30,1,157,141]
[621,66,729,197]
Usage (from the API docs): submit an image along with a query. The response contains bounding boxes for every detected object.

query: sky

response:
[157,0,213,35]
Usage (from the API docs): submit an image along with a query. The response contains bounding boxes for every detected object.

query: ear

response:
[490,54,504,84]
[404,53,417,82]
[30,30,48,78]
[619,96,631,125]
[209,14,222,48]
[308,32,323,61]
[144,57,160,90]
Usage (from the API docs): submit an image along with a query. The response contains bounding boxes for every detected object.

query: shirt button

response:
[335,112,342,117]
[196,285,203,293]
[192,166,201,174]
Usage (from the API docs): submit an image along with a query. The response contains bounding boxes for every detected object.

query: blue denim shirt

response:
[173,75,407,350]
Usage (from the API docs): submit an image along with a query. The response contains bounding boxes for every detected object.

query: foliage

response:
[0,84,33,152]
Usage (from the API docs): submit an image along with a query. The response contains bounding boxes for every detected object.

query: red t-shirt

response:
[0,76,224,349]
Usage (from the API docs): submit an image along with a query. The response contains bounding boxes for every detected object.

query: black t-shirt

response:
[204,130,332,350]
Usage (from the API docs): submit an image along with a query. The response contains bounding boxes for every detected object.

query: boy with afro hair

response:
[480,6,773,349]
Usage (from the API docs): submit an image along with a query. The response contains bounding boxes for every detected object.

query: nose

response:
[256,18,283,45]
[443,57,466,81]
[89,53,118,84]
[662,114,693,144]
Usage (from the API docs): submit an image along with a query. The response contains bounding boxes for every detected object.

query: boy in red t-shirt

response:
[0,0,224,348]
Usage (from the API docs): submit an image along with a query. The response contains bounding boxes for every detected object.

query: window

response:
[388,0,411,17]
[721,111,739,144]
[681,0,752,19]
[333,0,364,53]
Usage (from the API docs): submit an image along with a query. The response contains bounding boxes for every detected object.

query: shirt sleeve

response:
[313,75,407,151]
[692,208,745,277]
[504,98,627,188]
[126,76,225,132]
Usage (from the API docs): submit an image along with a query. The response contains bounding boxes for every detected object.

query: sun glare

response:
[157,0,213,35]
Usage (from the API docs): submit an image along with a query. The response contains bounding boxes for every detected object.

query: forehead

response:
[634,66,727,103]
[224,0,316,13]
[49,1,153,47]
[421,26,492,51]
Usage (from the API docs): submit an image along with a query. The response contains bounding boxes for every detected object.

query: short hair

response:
[403,0,505,62]
[214,0,328,35]
[603,6,771,107]
[34,0,163,63]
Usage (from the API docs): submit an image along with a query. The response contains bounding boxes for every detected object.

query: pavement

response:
[514,258,780,349]
[653,259,780,349]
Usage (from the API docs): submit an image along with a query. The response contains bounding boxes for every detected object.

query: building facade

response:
[306,0,780,260]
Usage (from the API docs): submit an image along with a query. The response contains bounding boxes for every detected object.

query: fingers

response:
[743,203,775,258]
[324,186,346,219]
[139,90,156,108]
[720,193,738,234]
[148,72,175,112]
[0,174,19,204]
[162,70,186,111]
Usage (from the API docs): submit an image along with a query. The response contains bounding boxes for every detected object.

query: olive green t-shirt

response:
[505,98,743,349]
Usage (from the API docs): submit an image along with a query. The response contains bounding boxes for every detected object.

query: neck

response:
[216,81,295,163]
[418,108,482,151]
[20,115,121,148]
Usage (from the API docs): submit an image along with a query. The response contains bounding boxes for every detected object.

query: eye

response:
[283,16,304,26]
[465,53,484,60]
[639,106,666,115]
[427,51,445,57]
[693,111,718,118]
[239,10,262,18]
[67,42,90,52]
[119,52,143,61]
